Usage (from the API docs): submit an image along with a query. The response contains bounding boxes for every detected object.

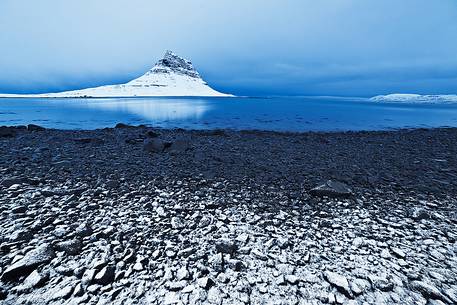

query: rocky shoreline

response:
[1,125,457,304]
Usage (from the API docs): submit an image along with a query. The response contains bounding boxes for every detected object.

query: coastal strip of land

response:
[1,125,456,304]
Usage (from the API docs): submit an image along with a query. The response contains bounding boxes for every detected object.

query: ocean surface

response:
[1,96,457,131]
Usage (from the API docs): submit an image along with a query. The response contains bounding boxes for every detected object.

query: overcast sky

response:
[1,0,456,96]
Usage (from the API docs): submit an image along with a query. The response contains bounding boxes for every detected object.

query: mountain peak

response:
[150,50,200,78]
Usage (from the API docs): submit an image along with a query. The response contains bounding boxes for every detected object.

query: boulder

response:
[310,180,353,198]
[115,123,135,128]
[0,126,16,137]
[27,124,46,131]
[143,138,165,153]
[55,238,83,255]
[1,243,55,281]
[324,271,352,298]
[169,139,191,153]
[94,266,115,285]
[215,239,238,255]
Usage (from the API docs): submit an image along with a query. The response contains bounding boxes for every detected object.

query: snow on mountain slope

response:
[371,94,457,103]
[0,51,233,98]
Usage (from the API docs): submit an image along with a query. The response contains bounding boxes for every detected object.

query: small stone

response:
[164,291,180,304]
[410,281,449,303]
[171,217,185,229]
[285,274,299,285]
[12,206,27,214]
[197,277,215,290]
[169,139,191,153]
[380,248,391,258]
[215,239,238,255]
[176,267,190,281]
[310,180,353,198]
[324,271,352,297]
[94,266,115,285]
[133,262,143,271]
[75,223,92,237]
[55,238,83,255]
[390,247,406,259]
[22,270,49,289]
[51,285,73,300]
[182,284,195,293]
[0,286,7,300]
[411,207,430,221]
[81,269,96,287]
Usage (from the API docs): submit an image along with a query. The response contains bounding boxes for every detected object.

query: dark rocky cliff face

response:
[150,50,201,78]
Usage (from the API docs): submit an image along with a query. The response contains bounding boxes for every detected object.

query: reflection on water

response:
[83,98,211,121]
[1,96,457,131]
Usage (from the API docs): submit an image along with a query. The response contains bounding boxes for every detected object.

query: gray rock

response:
[169,139,191,153]
[171,217,185,229]
[197,277,215,290]
[0,126,17,137]
[324,271,352,297]
[215,239,238,255]
[9,229,33,242]
[411,207,430,221]
[21,270,49,289]
[285,274,299,285]
[75,223,92,237]
[27,124,46,131]
[94,266,115,285]
[410,281,449,303]
[310,180,353,198]
[81,269,96,287]
[176,267,190,281]
[11,205,27,214]
[0,286,7,300]
[1,243,55,281]
[143,138,165,153]
[55,238,83,255]
[390,247,406,259]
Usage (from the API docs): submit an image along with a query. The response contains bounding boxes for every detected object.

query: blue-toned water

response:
[1,96,457,131]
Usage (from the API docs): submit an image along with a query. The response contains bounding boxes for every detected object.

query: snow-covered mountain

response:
[0,51,233,98]
[371,94,457,103]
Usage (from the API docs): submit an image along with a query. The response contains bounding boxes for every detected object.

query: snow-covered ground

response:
[371,94,457,103]
[0,51,233,98]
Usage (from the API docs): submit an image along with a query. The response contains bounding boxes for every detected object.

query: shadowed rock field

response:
[1,125,457,304]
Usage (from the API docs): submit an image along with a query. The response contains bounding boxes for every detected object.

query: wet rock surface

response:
[1,126,457,304]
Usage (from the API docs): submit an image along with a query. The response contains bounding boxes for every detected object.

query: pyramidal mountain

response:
[0,51,233,98]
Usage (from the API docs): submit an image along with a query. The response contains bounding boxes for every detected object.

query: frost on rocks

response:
[0,127,457,304]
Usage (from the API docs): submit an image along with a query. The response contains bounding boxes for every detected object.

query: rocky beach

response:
[0,125,456,305]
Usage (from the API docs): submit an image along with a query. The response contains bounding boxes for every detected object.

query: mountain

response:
[371,94,457,103]
[0,51,233,98]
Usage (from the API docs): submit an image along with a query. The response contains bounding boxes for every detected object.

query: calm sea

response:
[1,96,457,131]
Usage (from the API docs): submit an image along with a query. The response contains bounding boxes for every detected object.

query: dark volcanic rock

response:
[115,123,134,128]
[1,243,55,281]
[0,286,7,300]
[143,138,165,153]
[0,126,16,137]
[94,266,115,285]
[215,239,238,255]
[55,238,83,255]
[310,180,353,198]
[27,124,46,131]
[0,127,457,304]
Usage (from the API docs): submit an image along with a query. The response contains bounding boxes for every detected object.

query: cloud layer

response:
[1,0,456,96]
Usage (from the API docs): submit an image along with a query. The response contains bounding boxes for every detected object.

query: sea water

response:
[1,96,457,131]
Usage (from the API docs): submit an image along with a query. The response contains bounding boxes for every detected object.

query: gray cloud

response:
[1,0,456,96]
